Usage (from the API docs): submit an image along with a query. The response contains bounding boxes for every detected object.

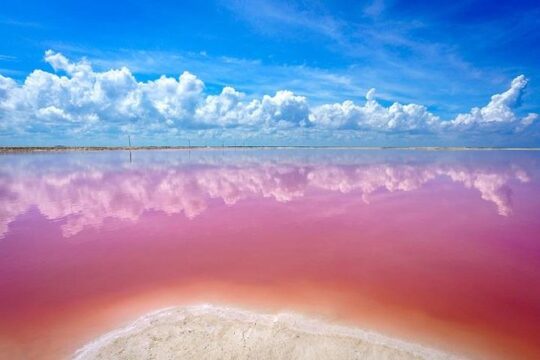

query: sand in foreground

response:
[73,305,461,360]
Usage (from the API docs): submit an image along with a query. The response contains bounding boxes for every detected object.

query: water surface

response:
[1,149,539,359]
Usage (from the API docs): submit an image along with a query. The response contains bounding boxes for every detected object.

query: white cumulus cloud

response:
[449,75,538,130]
[0,50,536,138]
[309,89,441,132]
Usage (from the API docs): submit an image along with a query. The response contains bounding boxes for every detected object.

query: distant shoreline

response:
[1,146,540,153]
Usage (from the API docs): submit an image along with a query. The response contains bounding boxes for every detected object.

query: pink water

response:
[1,149,539,359]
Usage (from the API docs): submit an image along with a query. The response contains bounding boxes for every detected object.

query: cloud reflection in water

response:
[0,150,534,238]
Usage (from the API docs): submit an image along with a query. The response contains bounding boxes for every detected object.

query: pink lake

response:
[1,149,539,359]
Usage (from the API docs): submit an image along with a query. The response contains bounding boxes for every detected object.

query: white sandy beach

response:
[73,305,461,360]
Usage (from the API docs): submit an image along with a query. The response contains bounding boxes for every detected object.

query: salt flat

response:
[73,305,460,360]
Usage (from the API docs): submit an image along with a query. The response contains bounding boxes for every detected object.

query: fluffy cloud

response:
[0,50,536,137]
[194,87,310,128]
[309,89,440,131]
[448,75,538,131]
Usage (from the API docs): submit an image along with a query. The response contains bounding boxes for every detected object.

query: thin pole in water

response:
[128,135,132,163]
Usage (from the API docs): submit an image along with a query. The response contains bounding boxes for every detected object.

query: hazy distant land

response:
[1,146,539,153]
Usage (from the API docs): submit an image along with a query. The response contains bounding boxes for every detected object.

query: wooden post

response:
[128,135,132,163]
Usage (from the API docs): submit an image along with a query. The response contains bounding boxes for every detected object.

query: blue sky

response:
[0,0,539,146]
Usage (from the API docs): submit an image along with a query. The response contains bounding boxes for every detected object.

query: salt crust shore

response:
[73,304,463,360]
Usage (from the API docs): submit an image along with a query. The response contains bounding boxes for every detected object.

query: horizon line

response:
[1,145,540,153]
